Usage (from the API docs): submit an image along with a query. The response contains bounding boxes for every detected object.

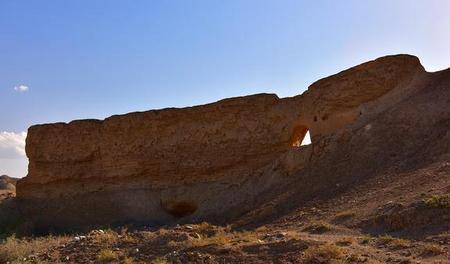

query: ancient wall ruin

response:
[16,55,425,229]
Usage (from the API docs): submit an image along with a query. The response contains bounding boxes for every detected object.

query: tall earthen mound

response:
[16,55,450,230]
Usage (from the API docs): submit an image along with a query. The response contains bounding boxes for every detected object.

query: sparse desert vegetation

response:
[420,243,446,256]
[97,249,119,262]
[334,210,356,221]
[302,221,332,234]
[302,244,344,264]
[424,194,450,208]
[0,234,69,263]
[375,235,410,250]
[2,163,450,263]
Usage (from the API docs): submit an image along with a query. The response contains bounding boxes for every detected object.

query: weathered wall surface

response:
[16,54,427,229]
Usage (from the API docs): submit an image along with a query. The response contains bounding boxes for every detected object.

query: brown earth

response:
[1,54,449,263]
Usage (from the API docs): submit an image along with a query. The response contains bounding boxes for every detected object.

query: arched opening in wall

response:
[290,125,312,147]
[162,200,198,218]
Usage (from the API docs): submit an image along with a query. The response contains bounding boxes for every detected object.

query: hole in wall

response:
[163,201,198,218]
[290,126,312,147]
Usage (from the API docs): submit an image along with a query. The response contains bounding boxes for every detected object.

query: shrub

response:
[424,194,450,208]
[302,221,332,234]
[358,236,373,245]
[97,249,118,262]
[0,234,68,263]
[95,229,119,247]
[123,256,134,264]
[335,237,354,247]
[376,235,409,249]
[420,243,445,256]
[334,210,355,221]
[346,254,359,262]
[152,257,167,264]
[188,229,231,247]
[303,244,344,264]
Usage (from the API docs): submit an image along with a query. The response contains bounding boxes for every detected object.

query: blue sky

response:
[1,0,450,177]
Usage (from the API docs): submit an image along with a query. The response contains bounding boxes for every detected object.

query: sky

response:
[1,0,449,178]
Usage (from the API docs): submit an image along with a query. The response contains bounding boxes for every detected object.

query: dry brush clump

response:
[424,194,450,208]
[93,229,120,247]
[96,249,119,263]
[302,221,332,234]
[122,256,134,264]
[375,235,410,250]
[151,256,168,264]
[0,234,69,263]
[333,210,356,221]
[358,235,374,245]
[419,243,446,256]
[168,228,259,249]
[335,237,354,247]
[302,244,345,264]
[163,222,264,251]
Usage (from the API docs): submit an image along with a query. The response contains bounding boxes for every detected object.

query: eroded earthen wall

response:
[16,54,425,228]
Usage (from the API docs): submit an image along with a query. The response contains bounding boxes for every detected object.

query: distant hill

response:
[0,175,18,187]
[0,175,17,199]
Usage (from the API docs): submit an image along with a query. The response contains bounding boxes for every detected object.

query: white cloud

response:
[0,131,27,159]
[14,84,29,92]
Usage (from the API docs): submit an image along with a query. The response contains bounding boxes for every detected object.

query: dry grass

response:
[94,229,120,247]
[346,253,359,262]
[303,244,344,264]
[420,243,445,256]
[334,210,356,221]
[0,234,69,263]
[151,256,167,264]
[376,235,410,250]
[123,256,134,264]
[255,225,269,232]
[302,221,332,234]
[187,229,232,247]
[335,237,354,247]
[424,194,450,208]
[168,228,259,248]
[358,235,374,245]
[97,249,118,262]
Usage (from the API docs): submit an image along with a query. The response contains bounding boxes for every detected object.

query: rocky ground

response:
[1,160,449,263]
